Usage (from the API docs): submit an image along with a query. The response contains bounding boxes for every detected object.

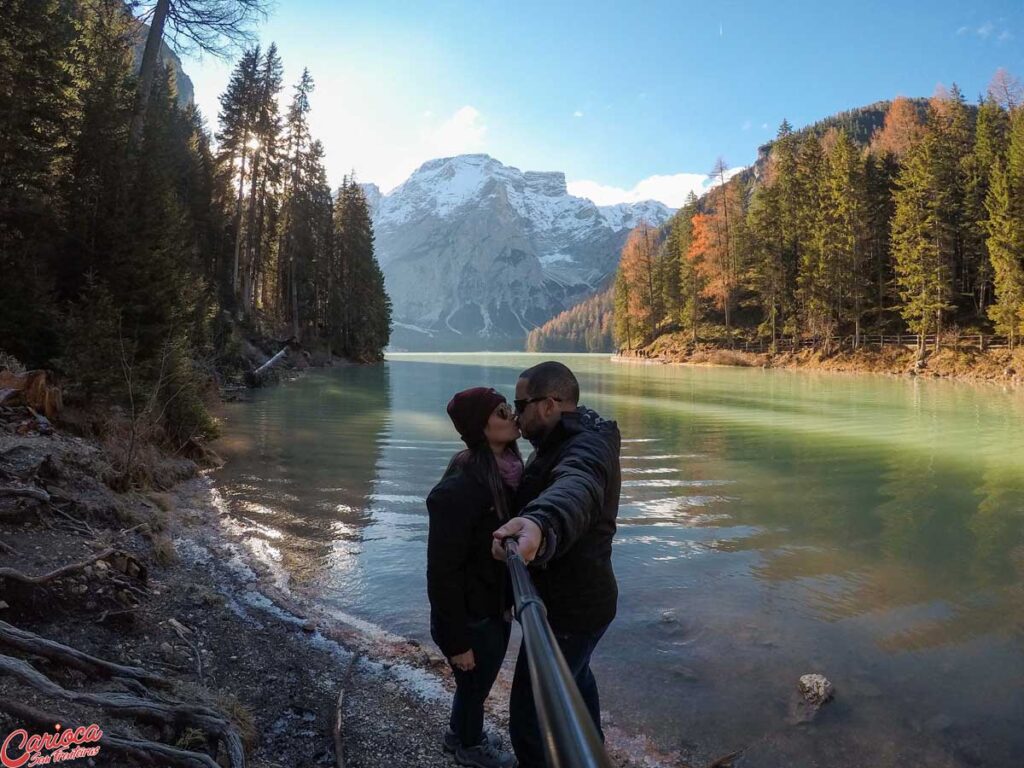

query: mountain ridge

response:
[364,153,673,351]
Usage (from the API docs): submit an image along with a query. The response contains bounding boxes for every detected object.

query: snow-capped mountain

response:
[362,154,673,351]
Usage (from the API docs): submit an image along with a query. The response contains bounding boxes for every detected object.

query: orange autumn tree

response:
[687,181,744,331]
[869,96,925,159]
[613,222,661,346]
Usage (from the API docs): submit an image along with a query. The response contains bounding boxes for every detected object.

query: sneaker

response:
[443,727,502,753]
[454,739,516,768]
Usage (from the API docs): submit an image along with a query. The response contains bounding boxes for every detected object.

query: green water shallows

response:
[213,353,1024,767]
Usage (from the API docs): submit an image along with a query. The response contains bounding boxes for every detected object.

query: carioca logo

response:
[1,723,103,767]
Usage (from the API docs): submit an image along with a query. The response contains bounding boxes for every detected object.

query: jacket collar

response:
[531,408,584,453]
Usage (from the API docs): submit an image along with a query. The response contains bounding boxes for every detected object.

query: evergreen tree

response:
[984,109,1024,346]
[331,178,391,361]
[891,132,955,348]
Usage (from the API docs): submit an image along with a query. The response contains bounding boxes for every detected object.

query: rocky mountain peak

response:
[368,154,673,351]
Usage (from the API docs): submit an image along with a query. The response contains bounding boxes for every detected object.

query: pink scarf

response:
[496,448,524,490]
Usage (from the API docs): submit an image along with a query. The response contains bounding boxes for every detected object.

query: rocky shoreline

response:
[0,388,686,768]
[613,332,1024,387]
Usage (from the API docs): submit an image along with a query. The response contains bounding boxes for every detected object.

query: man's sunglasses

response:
[513,395,562,414]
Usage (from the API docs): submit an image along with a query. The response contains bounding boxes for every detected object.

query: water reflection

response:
[214,364,392,589]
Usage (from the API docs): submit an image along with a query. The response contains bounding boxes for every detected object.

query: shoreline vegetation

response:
[612,331,1024,385]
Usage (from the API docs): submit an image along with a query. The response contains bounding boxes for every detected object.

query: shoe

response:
[454,739,516,768]
[443,727,502,753]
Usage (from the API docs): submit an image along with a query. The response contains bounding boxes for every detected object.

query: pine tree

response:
[747,173,786,344]
[0,0,81,362]
[794,134,825,336]
[331,178,391,360]
[891,132,955,348]
[216,45,261,303]
[984,108,1024,346]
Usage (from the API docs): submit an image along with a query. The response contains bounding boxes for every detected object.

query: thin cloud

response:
[568,167,745,208]
[573,110,584,118]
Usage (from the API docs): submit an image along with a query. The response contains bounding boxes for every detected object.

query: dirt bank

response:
[617,331,1024,386]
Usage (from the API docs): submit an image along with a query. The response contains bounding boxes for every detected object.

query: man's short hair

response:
[519,361,579,405]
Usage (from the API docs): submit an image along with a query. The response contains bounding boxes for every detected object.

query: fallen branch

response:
[49,502,96,536]
[0,547,114,585]
[0,618,167,687]
[0,653,245,767]
[0,698,221,768]
[170,619,204,685]
[333,653,360,768]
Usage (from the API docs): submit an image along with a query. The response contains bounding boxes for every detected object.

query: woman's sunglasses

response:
[494,402,516,421]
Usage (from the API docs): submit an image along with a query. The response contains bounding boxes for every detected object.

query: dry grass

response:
[150,532,178,566]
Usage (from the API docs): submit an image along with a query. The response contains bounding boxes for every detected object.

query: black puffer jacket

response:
[517,405,620,634]
[426,462,511,658]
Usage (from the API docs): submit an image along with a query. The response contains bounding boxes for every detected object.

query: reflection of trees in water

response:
[878,465,1024,652]
[729,442,1024,650]
[214,364,392,586]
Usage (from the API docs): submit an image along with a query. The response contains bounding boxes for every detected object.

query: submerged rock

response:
[798,673,835,706]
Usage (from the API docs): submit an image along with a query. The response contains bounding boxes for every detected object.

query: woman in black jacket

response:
[427,387,523,768]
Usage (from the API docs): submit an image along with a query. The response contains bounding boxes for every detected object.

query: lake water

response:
[213,353,1024,767]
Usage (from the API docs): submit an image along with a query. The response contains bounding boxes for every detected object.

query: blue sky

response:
[182,0,1024,205]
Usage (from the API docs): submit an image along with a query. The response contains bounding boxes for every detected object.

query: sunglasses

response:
[513,395,562,414]
[494,402,516,421]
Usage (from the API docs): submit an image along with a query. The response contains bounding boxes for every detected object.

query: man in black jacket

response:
[492,361,620,768]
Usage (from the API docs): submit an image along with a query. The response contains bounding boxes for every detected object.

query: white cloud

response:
[977,21,995,38]
[314,103,489,193]
[568,167,745,208]
[421,106,487,159]
[573,110,584,118]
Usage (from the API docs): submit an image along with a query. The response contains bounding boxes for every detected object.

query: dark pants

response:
[509,624,609,768]
[450,616,512,746]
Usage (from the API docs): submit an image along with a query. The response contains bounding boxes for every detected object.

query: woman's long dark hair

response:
[442,440,522,522]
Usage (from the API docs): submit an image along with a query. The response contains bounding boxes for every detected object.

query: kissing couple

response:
[426,360,622,768]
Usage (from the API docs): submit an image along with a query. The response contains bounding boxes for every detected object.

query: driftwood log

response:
[0,698,222,768]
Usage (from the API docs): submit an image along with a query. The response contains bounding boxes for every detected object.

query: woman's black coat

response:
[426,460,510,658]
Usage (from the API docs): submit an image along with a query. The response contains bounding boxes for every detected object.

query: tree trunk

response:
[129,0,171,147]
[231,142,249,298]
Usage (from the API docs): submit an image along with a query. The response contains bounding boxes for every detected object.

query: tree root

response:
[0,698,222,768]
[0,618,168,688]
[0,484,50,503]
[0,546,114,585]
[0,653,245,766]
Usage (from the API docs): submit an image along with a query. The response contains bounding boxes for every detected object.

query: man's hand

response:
[492,517,544,563]
[450,649,475,671]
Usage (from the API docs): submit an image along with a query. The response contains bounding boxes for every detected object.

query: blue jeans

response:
[509,624,609,768]
[450,616,512,746]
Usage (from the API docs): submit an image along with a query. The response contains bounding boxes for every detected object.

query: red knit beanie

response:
[446,387,508,447]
